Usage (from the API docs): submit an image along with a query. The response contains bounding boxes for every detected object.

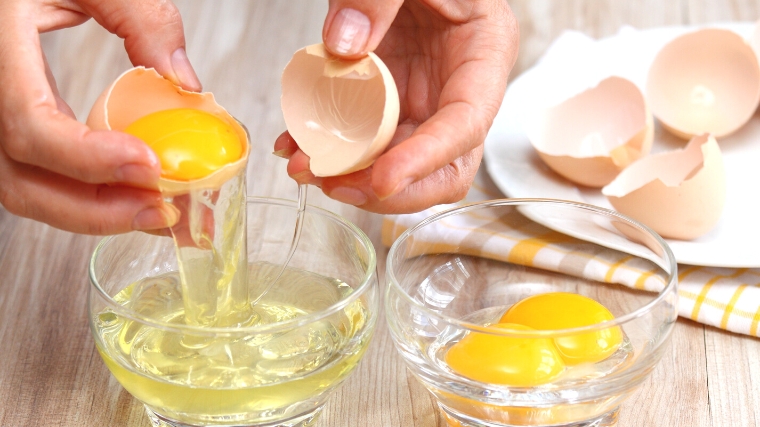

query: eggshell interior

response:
[527,76,653,188]
[86,67,249,196]
[646,28,760,139]
[281,44,399,177]
[602,134,726,240]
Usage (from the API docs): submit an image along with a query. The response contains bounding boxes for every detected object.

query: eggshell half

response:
[527,76,653,188]
[281,44,399,177]
[86,67,249,196]
[646,28,760,139]
[602,134,726,240]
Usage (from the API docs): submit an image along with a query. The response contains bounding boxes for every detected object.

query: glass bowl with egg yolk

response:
[385,199,678,427]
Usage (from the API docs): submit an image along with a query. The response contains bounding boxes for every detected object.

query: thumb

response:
[78,0,201,91]
[323,0,404,58]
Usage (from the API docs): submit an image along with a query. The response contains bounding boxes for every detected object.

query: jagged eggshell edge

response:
[86,67,249,196]
[281,44,399,177]
[602,134,726,240]
[528,76,653,188]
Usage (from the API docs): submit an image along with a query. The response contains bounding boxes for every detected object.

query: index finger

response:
[0,1,161,188]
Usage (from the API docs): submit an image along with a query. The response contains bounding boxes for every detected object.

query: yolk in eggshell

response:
[124,108,242,181]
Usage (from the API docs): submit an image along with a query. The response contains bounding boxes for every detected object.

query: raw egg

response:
[86,67,249,196]
[281,43,399,177]
[500,293,622,365]
[526,76,653,188]
[602,134,726,240]
[445,323,565,387]
[123,108,242,182]
[646,28,760,139]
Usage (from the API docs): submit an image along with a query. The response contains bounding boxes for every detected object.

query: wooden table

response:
[1,1,759,426]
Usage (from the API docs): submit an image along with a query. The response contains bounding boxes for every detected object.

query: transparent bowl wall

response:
[89,197,379,426]
[385,199,678,427]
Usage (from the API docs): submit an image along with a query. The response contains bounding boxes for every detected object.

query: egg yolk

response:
[499,293,622,365]
[124,108,242,181]
[445,323,565,387]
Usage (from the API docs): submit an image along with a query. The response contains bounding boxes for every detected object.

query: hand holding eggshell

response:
[0,0,202,235]
[276,0,519,214]
[87,67,249,197]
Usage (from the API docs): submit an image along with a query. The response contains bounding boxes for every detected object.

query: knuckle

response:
[444,181,470,204]
[3,138,29,164]
[86,187,120,235]
[0,125,31,164]
[0,181,27,218]
[441,154,480,204]
[147,0,183,31]
[0,146,33,218]
[500,1,518,32]
[84,218,114,235]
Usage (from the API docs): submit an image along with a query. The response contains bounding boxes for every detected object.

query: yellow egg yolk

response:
[445,323,565,387]
[499,293,622,365]
[124,108,242,181]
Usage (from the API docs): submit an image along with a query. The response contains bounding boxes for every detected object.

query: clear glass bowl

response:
[385,199,678,427]
[89,197,378,427]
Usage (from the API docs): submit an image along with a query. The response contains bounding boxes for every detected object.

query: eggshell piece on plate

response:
[601,134,726,241]
[281,44,399,177]
[527,76,653,188]
[646,28,760,139]
[86,67,249,196]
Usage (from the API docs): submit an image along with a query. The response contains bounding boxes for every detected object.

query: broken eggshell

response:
[602,134,726,241]
[646,28,760,140]
[526,76,653,188]
[281,43,399,177]
[86,67,249,196]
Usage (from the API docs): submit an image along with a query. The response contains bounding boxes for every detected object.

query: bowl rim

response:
[89,196,377,335]
[386,198,678,337]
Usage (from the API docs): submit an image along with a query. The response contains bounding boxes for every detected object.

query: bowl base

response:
[144,405,324,427]
[439,404,619,427]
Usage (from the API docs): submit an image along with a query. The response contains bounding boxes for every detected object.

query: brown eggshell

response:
[602,134,726,240]
[86,67,249,196]
[281,44,399,177]
[527,76,653,188]
[646,28,760,139]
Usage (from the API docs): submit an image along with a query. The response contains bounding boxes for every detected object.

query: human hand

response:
[274,0,518,213]
[0,0,200,234]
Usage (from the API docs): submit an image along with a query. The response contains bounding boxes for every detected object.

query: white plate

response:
[484,23,760,267]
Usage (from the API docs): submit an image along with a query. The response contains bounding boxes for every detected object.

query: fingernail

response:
[272,148,296,159]
[379,177,415,201]
[114,164,160,189]
[171,48,202,91]
[132,204,179,231]
[325,8,371,56]
[328,187,368,206]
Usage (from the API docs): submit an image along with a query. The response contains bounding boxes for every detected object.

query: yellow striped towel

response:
[382,172,760,338]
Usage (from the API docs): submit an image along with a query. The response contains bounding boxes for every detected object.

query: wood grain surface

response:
[1,1,759,426]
